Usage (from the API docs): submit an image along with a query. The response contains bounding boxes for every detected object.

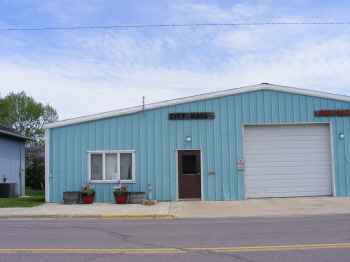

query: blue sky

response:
[1,1,350,120]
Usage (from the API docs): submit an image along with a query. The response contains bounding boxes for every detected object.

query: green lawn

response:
[0,188,45,208]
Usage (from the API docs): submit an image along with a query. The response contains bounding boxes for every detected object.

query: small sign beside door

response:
[237,159,245,170]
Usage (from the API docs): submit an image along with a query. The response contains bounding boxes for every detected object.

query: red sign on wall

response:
[237,159,245,170]
[315,110,350,117]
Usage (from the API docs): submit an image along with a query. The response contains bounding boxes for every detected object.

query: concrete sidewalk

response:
[1,196,350,220]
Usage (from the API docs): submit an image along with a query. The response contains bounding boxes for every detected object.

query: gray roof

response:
[0,123,34,141]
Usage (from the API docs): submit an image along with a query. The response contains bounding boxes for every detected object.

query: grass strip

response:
[0,188,45,208]
[0,195,45,208]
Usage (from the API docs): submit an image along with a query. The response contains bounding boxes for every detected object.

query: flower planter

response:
[81,193,95,204]
[114,193,128,204]
[63,191,80,204]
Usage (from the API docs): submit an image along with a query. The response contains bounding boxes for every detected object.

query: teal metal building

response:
[44,84,350,202]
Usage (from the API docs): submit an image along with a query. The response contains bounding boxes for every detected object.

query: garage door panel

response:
[244,125,329,136]
[245,135,329,142]
[246,160,331,168]
[245,166,331,176]
[246,178,331,188]
[247,188,331,198]
[244,124,332,198]
[245,173,332,181]
[245,141,329,150]
[245,153,331,163]
[245,147,330,155]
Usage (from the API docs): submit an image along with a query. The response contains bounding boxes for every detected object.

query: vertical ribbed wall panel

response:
[49,90,350,202]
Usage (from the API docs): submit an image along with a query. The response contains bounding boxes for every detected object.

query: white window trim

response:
[87,150,135,183]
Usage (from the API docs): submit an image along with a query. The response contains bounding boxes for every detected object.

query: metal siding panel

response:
[66,126,75,191]
[161,107,171,200]
[271,91,279,123]
[88,122,96,150]
[190,102,200,150]
[168,106,177,200]
[183,103,192,150]
[306,96,315,122]
[234,94,244,199]
[111,118,118,149]
[59,127,67,202]
[117,116,125,149]
[242,93,250,123]
[263,91,272,123]
[74,125,83,193]
[335,101,346,197]
[248,92,258,123]
[147,110,155,199]
[197,101,208,200]
[213,98,223,200]
[81,123,89,187]
[205,99,215,200]
[175,104,185,150]
[140,110,148,194]
[220,96,230,200]
[154,109,162,200]
[95,121,104,150]
[126,115,133,150]
[257,91,265,123]
[227,95,238,200]
[132,114,141,192]
[103,119,111,150]
[277,92,287,122]
[285,93,294,122]
[292,94,301,122]
[299,95,308,122]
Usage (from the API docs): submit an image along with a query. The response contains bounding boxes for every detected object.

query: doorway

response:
[177,150,201,200]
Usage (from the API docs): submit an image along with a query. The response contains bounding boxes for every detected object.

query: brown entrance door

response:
[178,150,201,199]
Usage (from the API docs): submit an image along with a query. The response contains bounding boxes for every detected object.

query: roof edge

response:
[44,83,350,129]
[0,130,34,141]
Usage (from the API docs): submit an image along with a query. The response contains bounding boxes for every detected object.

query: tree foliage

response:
[0,91,58,144]
[25,145,45,190]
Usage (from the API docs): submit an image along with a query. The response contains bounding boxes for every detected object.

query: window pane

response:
[91,154,102,180]
[120,153,132,180]
[105,154,118,180]
[182,155,196,174]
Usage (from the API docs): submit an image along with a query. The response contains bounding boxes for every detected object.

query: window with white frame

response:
[88,151,135,183]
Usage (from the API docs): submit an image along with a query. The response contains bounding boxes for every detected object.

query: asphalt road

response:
[1,214,350,262]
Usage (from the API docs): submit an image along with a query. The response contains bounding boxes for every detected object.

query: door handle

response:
[198,173,200,175]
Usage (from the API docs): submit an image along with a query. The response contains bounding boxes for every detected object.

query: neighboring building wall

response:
[0,135,26,196]
[47,90,350,202]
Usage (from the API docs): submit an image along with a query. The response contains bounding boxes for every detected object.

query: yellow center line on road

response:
[1,243,350,254]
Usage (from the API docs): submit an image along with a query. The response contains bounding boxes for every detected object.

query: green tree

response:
[0,91,58,144]
[25,145,45,190]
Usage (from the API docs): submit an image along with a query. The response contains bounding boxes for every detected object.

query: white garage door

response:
[244,124,332,198]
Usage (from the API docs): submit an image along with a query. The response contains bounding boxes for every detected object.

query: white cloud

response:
[170,3,267,23]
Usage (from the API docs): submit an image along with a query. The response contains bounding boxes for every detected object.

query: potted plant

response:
[113,185,128,204]
[80,185,95,204]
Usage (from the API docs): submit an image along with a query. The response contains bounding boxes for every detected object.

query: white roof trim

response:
[44,83,350,129]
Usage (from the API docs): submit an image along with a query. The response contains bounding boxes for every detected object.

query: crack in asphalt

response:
[103,228,252,261]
